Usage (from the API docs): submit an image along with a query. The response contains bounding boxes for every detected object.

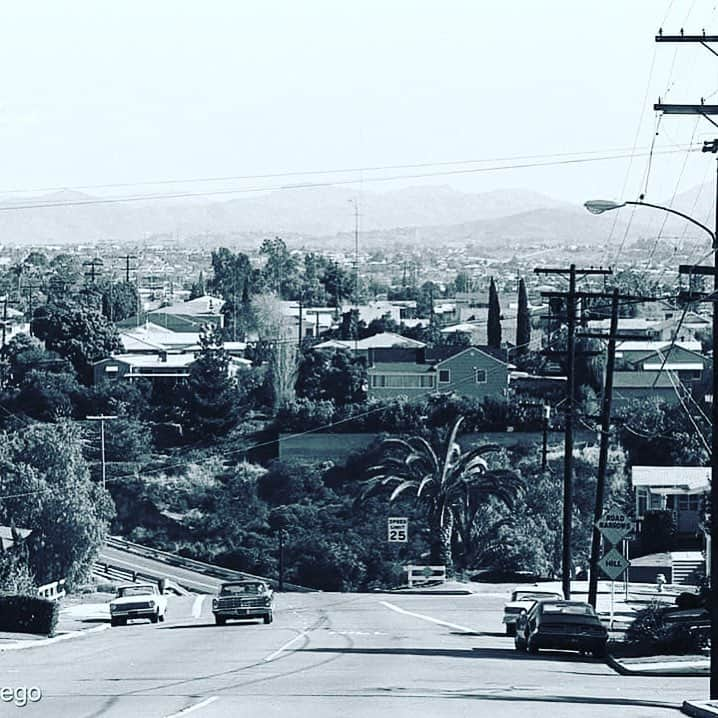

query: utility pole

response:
[653,28,718,699]
[298,298,303,350]
[535,265,612,599]
[86,415,118,490]
[114,254,138,284]
[0,296,8,387]
[278,528,285,592]
[22,283,42,336]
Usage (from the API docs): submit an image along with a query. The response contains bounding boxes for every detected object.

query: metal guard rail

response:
[105,536,313,592]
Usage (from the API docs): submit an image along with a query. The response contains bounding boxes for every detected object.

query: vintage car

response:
[502,588,563,635]
[109,583,168,626]
[514,599,608,658]
[212,580,274,625]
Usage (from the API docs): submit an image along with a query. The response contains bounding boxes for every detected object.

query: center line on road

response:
[191,595,205,618]
[379,600,476,634]
[263,631,309,662]
[164,696,218,717]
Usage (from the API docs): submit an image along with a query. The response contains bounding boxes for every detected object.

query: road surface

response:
[0,588,707,717]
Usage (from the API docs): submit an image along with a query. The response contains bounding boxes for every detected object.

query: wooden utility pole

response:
[653,28,718,699]
[86,415,118,490]
[535,265,612,599]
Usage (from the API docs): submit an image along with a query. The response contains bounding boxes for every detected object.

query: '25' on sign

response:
[388,518,408,543]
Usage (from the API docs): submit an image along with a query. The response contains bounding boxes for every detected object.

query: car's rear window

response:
[541,602,595,616]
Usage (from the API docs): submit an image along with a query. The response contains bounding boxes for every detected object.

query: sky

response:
[1,0,717,207]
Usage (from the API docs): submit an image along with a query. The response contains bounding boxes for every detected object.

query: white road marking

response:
[263,631,309,662]
[164,696,219,717]
[191,595,205,618]
[379,600,476,634]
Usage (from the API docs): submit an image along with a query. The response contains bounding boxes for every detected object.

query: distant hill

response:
[0,184,648,247]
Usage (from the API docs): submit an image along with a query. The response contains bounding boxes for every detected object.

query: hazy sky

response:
[1,1,717,206]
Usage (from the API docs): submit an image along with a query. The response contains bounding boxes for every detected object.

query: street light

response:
[586,193,718,696]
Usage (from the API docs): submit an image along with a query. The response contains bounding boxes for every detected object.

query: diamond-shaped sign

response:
[598,547,630,580]
[422,566,433,578]
[596,508,633,545]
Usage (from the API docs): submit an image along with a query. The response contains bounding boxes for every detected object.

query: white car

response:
[109,583,168,627]
[502,588,563,635]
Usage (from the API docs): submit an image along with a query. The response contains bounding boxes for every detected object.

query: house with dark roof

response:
[367,346,509,402]
[612,371,679,407]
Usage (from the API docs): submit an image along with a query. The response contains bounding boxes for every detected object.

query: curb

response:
[0,624,110,652]
[389,589,474,596]
[683,701,718,717]
[607,653,708,678]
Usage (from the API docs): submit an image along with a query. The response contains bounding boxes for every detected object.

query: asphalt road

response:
[0,588,708,718]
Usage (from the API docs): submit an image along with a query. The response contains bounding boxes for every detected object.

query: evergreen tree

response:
[185,325,239,438]
[487,277,502,349]
[189,271,206,300]
[516,277,531,354]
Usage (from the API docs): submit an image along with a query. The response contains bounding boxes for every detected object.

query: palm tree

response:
[361,417,523,571]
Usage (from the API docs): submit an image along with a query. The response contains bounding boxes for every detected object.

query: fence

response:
[405,565,447,588]
[37,579,66,600]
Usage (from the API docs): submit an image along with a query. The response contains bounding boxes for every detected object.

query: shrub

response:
[640,510,676,554]
[624,603,707,655]
[0,596,60,636]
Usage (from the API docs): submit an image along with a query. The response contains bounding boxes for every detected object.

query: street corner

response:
[608,653,710,678]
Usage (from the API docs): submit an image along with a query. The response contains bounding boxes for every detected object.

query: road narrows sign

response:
[598,547,630,580]
[387,517,408,543]
[596,508,633,545]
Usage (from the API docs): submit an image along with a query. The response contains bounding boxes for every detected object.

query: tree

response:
[0,422,114,587]
[296,348,367,405]
[189,271,206,300]
[487,277,502,349]
[516,277,531,354]
[184,324,239,438]
[31,300,122,382]
[101,281,139,323]
[361,417,523,570]
[259,236,299,299]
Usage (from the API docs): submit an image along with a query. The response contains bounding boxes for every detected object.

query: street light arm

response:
[624,200,716,241]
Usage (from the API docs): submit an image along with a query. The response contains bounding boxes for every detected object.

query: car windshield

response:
[512,591,560,601]
[220,583,265,595]
[541,602,596,616]
[118,586,154,597]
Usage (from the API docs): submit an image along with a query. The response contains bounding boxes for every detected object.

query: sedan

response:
[515,599,608,658]
[502,589,563,635]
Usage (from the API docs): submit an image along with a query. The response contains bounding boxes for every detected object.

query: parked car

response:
[109,583,168,627]
[502,589,563,635]
[514,599,608,658]
[212,580,274,626]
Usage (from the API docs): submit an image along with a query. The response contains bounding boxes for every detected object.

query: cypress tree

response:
[516,277,531,354]
[487,277,501,349]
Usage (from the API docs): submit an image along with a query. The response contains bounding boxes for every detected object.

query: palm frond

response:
[389,479,419,502]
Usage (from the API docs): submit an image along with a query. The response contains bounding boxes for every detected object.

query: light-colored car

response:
[212,580,274,626]
[502,588,563,635]
[109,583,168,627]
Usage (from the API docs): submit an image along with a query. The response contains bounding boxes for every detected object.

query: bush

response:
[624,603,707,655]
[640,510,676,554]
[0,596,60,636]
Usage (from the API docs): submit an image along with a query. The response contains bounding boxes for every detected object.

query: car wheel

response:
[215,615,226,626]
[592,643,607,659]
[158,612,165,623]
[150,613,159,624]
[505,624,516,637]
[110,617,119,627]
[263,614,273,625]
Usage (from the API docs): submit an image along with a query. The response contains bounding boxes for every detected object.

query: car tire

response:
[505,624,516,637]
[263,614,273,625]
[150,613,159,624]
[158,612,165,623]
[110,617,119,627]
[592,643,607,659]
[215,615,226,626]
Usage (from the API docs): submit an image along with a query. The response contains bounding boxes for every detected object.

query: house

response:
[92,352,250,384]
[612,371,679,406]
[367,346,509,402]
[313,332,426,363]
[1,305,30,341]
[632,466,709,535]
[117,295,225,332]
[617,341,706,384]
[119,324,200,353]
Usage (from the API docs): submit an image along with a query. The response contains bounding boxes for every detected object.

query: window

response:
[678,495,701,512]
[105,365,119,373]
[475,368,487,384]
[370,374,435,389]
[439,369,450,384]
[637,488,648,517]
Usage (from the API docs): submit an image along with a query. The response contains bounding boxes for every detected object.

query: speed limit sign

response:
[387,517,408,543]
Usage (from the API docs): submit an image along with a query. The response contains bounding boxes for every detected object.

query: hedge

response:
[0,595,60,636]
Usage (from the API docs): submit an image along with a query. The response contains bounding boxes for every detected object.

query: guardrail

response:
[92,562,195,594]
[405,565,447,588]
[37,579,66,600]
[105,536,314,592]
